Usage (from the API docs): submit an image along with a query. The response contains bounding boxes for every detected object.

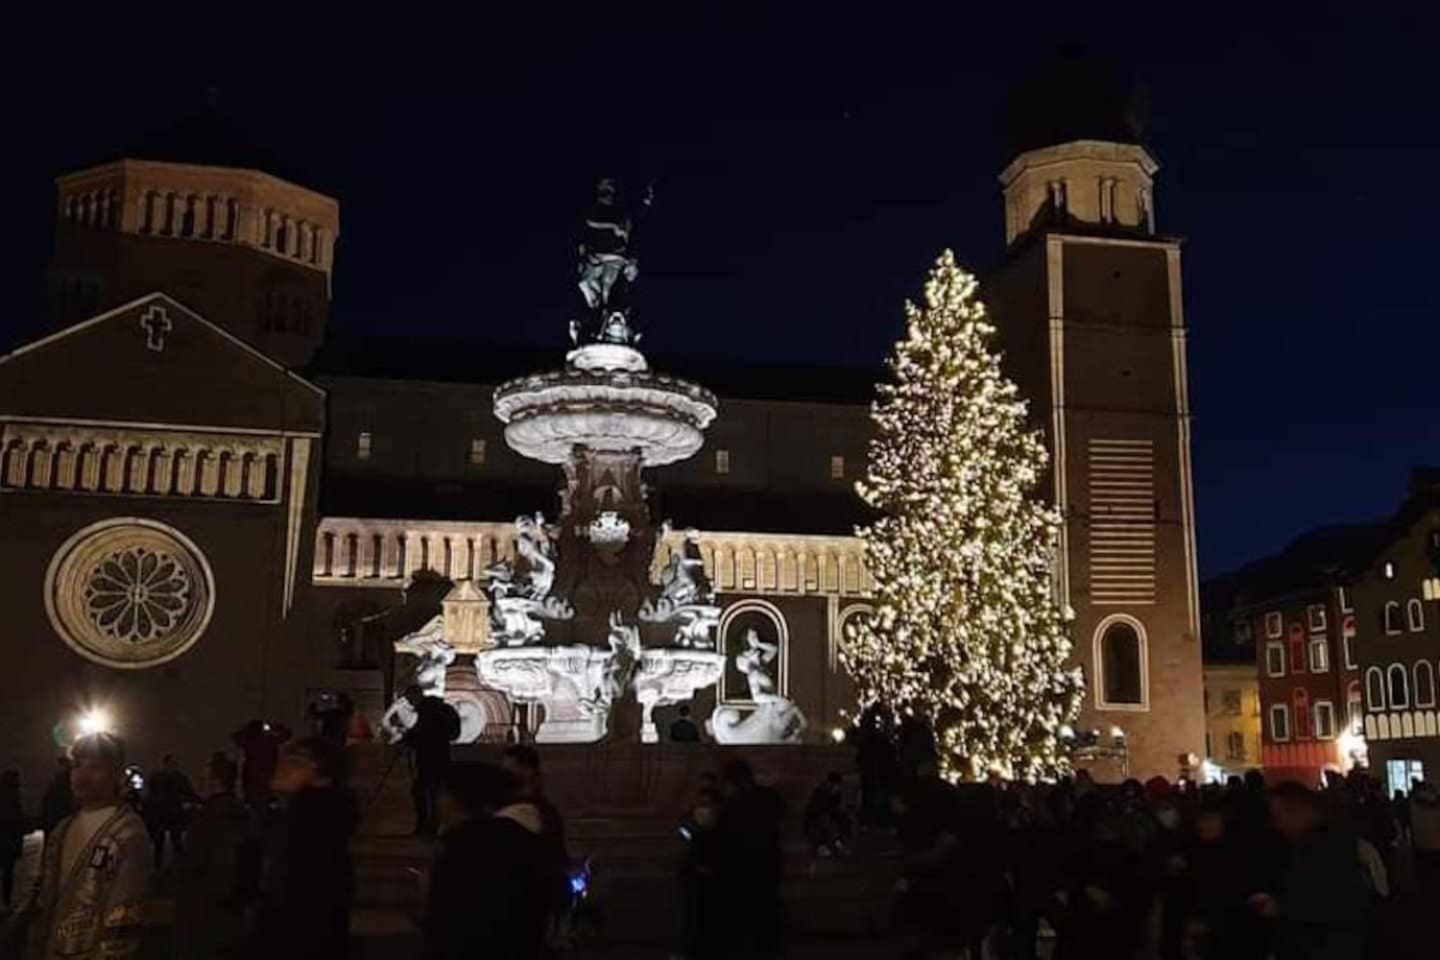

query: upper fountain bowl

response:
[494,352,718,466]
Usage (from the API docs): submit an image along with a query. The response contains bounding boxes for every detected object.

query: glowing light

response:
[76,707,112,737]
[1338,730,1368,770]
[1110,726,1125,740]
[839,250,1082,782]
[830,727,847,744]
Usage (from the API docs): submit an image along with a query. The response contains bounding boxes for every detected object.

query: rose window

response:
[83,547,193,643]
[46,518,215,668]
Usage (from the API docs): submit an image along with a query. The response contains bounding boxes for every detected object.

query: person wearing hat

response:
[5,732,151,959]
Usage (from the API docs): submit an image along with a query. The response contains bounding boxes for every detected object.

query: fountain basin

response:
[494,368,717,466]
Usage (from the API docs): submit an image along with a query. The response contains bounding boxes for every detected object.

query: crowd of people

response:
[2,696,1438,959]
[0,717,357,960]
[851,732,1440,960]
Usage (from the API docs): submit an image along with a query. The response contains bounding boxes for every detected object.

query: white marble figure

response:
[707,628,806,744]
[379,695,418,744]
[378,617,458,743]
[735,628,780,702]
[639,529,720,648]
[514,513,555,600]
[484,514,574,646]
[393,616,456,697]
[708,701,807,744]
[591,612,640,713]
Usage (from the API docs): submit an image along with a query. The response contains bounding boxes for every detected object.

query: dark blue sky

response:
[3,7,1437,578]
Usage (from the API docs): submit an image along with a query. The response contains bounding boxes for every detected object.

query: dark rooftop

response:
[319,476,873,537]
[310,335,881,405]
[105,95,316,188]
[1004,46,1147,158]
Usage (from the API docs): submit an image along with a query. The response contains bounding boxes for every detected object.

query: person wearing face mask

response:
[678,786,723,960]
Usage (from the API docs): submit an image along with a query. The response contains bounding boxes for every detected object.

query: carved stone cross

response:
[139,306,172,352]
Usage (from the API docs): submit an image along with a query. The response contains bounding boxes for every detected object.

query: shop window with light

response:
[829,455,845,480]
[1386,758,1425,795]
[1269,704,1291,742]
[1342,615,1358,669]
[468,438,487,467]
[715,449,730,475]
[1264,611,1283,639]
[1265,641,1286,677]
[1384,602,1403,635]
[1292,688,1311,738]
[1307,604,1327,632]
[1388,663,1410,708]
[356,431,372,462]
[1313,700,1336,739]
[1365,667,1387,711]
[1308,636,1329,673]
[1407,599,1425,632]
[1347,681,1364,734]
[1288,624,1306,673]
[1414,661,1436,708]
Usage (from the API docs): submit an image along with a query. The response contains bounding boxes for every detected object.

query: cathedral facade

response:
[1,121,1202,785]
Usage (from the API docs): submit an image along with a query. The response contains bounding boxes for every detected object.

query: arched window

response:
[1414,661,1436,708]
[1384,601,1402,635]
[1292,687,1311,739]
[1094,616,1147,709]
[1346,680,1364,734]
[1388,663,1410,709]
[1365,667,1386,712]
[1407,599,1425,632]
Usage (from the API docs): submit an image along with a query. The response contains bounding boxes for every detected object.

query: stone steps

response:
[350,825,900,944]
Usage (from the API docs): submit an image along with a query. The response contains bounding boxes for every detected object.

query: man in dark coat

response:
[1261,781,1367,960]
[716,759,784,956]
[145,753,197,869]
[231,720,292,812]
[251,737,356,960]
[38,758,72,835]
[175,754,254,960]
[423,763,550,959]
[402,688,461,838]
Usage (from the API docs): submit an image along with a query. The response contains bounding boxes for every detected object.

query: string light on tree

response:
[840,250,1083,782]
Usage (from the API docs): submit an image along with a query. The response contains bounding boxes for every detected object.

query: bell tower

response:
[986,59,1204,780]
[45,107,339,369]
[999,139,1157,246]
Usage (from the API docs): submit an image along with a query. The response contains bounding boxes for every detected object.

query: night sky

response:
[3,8,1437,579]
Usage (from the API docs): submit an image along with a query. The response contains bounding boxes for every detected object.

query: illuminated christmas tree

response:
[842,250,1083,781]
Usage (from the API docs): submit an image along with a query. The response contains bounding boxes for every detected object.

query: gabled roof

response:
[2,292,322,397]
[0,293,324,433]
